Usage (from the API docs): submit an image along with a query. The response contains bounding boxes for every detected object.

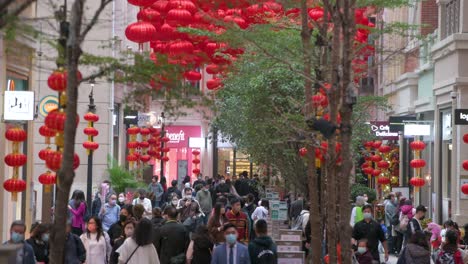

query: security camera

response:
[451,92,457,99]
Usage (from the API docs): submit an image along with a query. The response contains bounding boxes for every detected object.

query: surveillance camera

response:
[451,92,457,99]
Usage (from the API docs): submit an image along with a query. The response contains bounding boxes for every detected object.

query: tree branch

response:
[79,0,112,42]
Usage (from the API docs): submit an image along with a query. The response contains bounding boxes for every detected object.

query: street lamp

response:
[86,79,96,210]
[159,112,166,178]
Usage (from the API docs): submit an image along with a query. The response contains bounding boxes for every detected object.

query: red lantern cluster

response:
[83,112,100,152]
[410,139,426,189]
[38,171,56,193]
[299,147,307,157]
[47,69,82,92]
[3,127,27,201]
[192,149,201,175]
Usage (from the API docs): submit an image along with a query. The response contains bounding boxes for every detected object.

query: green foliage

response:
[350,184,377,203]
[107,156,145,194]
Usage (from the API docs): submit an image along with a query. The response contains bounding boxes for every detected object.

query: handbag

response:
[124,245,140,264]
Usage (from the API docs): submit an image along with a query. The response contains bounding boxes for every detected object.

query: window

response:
[443,0,460,39]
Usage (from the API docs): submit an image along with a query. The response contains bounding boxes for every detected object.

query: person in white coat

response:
[117,218,159,264]
[132,189,152,219]
[251,199,269,221]
[80,216,111,264]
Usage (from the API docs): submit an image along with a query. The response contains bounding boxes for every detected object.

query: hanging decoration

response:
[192,149,201,175]
[127,126,140,169]
[83,112,100,153]
[3,127,27,201]
[409,139,426,192]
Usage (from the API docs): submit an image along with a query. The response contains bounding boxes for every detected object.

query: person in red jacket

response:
[226,197,249,244]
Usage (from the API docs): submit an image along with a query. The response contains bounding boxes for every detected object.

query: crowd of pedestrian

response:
[4,172,281,264]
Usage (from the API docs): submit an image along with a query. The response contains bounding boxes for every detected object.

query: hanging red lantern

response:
[311,93,327,108]
[361,163,370,169]
[38,171,56,193]
[161,147,170,153]
[207,78,223,90]
[166,8,193,26]
[161,136,170,143]
[47,69,82,92]
[5,127,27,142]
[462,184,468,195]
[125,21,157,43]
[410,159,426,169]
[139,141,150,149]
[184,71,202,81]
[148,149,157,156]
[363,141,374,149]
[83,112,99,122]
[127,141,139,149]
[410,141,426,151]
[84,127,99,137]
[192,168,201,174]
[140,155,151,163]
[371,169,381,177]
[206,64,219,74]
[3,178,26,201]
[138,8,161,22]
[139,128,151,136]
[308,7,324,21]
[46,151,80,171]
[192,158,200,164]
[162,156,170,162]
[464,134,468,144]
[299,147,308,157]
[127,127,140,135]
[128,0,157,7]
[377,161,390,169]
[45,109,79,132]
[362,167,374,175]
[38,148,54,161]
[4,153,27,167]
[126,154,138,162]
[463,160,468,171]
[371,155,382,163]
[409,177,425,187]
[39,125,56,138]
[192,149,201,156]
[372,141,382,149]
[377,176,390,185]
[83,141,99,150]
[378,145,391,154]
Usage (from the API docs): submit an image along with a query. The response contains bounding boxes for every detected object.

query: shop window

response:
[442,0,460,39]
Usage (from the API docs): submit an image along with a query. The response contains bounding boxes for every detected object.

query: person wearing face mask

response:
[100,194,121,232]
[80,216,112,264]
[26,223,50,264]
[107,207,130,245]
[163,180,182,205]
[405,205,427,244]
[352,204,389,263]
[132,189,153,219]
[64,220,86,264]
[353,239,374,264]
[208,203,230,244]
[177,187,203,224]
[211,223,251,264]
[109,220,136,264]
[117,193,126,207]
[148,176,164,208]
[215,177,231,199]
[3,220,36,264]
[196,180,213,225]
[193,174,205,190]
[384,192,398,255]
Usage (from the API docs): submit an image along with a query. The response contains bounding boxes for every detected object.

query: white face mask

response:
[357,247,367,254]
[184,195,192,200]
[118,197,125,203]
[172,200,178,205]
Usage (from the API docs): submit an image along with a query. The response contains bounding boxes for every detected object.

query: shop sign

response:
[370,121,399,140]
[454,109,468,125]
[4,91,35,121]
[38,95,58,117]
[404,124,431,136]
[165,126,201,148]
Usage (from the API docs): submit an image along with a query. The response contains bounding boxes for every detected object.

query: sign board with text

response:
[370,121,399,140]
[454,109,468,125]
[278,252,305,264]
[4,91,34,121]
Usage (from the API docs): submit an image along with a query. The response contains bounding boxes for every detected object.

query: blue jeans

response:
[202,212,210,225]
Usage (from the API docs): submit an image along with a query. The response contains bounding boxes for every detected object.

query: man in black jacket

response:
[406,205,426,242]
[162,180,182,204]
[248,219,277,264]
[153,206,189,264]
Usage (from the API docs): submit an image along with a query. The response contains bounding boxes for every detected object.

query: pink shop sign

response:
[165,126,201,148]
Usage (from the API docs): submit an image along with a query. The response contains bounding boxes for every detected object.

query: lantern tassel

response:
[12,192,17,202]
[44,185,52,193]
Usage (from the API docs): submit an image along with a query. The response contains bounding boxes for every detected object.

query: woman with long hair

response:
[186,225,214,264]
[116,218,159,264]
[26,223,50,263]
[397,230,431,264]
[436,230,467,264]
[68,190,86,236]
[207,202,229,244]
[80,216,111,264]
[110,220,136,264]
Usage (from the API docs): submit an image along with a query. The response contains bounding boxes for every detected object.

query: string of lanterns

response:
[3,127,27,201]
[461,134,468,195]
[192,149,201,176]
[409,139,426,192]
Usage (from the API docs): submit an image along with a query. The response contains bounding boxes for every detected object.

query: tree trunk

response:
[49,0,85,263]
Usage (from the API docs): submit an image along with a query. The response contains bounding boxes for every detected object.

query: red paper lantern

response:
[140,128,151,135]
[162,156,170,162]
[169,40,194,55]
[192,159,200,164]
[192,168,201,174]
[83,112,99,122]
[363,141,374,149]
[38,148,54,161]
[166,8,193,26]
[127,141,139,149]
[410,141,426,151]
[127,127,140,135]
[4,153,27,167]
[140,155,151,163]
[207,78,223,90]
[362,167,374,175]
[463,160,468,171]
[409,177,425,187]
[372,141,382,149]
[311,93,327,108]
[125,21,157,43]
[38,171,56,191]
[5,127,27,142]
[371,155,382,163]
[308,7,324,21]
[138,8,161,22]
[83,141,99,150]
[206,64,219,74]
[148,138,157,145]
[148,149,157,156]
[161,147,170,153]
[462,184,468,195]
[372,169,381,177]
[161,136,170,143]
[3,178,26,196]
[84,127,99,137]
[46,151,80,171]
[139,141,150,149]
[361,163,370,168]
[378,145,391,154]
[192,149,200,156]
[126,154,138,162]
[410,159,426,169]
[464,134,468,144]
[45,109,79,132]
[128,0,157,7]
[39,125,56,137]
[377,161,390,169]
[184,71,202,81]
[299,147,308,157]
[47,70,82,92]
[377,176,390,185]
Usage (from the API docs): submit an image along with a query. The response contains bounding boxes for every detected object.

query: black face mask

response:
[420,215,425,220]
[119,214,127,223]
[139,196,145,200]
